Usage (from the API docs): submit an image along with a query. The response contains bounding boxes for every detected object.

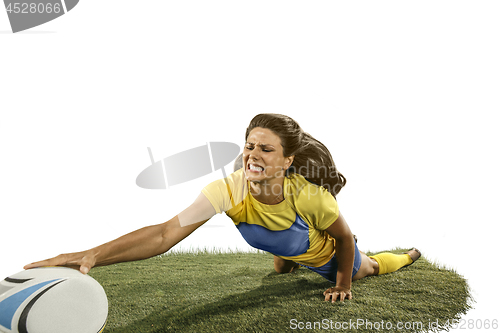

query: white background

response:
[1,1,499,331]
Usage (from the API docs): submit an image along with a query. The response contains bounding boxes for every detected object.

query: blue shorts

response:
[300,241,362,283]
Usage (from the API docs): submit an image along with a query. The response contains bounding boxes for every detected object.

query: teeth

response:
[249,164,264,171]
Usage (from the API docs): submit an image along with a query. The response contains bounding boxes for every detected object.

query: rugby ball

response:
[0,267,107,333]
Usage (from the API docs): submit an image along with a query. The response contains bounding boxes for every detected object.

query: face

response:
[243,127,294,185]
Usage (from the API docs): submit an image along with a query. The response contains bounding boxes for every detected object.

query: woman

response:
[25,113,420,303]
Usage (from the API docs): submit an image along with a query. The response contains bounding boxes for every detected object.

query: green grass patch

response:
[89,249,472,333]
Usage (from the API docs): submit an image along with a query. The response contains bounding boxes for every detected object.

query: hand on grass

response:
[24,251,96,275]
[323,286,352,303]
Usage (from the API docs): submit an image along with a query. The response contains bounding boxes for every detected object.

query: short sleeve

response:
[201,169,246,214]
[294,182,339,230]
[312,190,339,230]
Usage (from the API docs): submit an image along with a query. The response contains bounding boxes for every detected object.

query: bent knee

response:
[353,254,379,281]
[273,256,299,274]
[274,266,288,274]
[274,264,299,274]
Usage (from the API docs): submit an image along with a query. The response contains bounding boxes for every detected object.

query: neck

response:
[249,177,285,205]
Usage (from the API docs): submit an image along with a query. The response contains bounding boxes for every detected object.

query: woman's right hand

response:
[24,250,97,275]
[22,194,215,275]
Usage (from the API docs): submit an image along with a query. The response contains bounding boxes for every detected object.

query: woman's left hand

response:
[323,286,352,302]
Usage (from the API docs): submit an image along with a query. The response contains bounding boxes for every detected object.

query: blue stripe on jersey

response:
[236,213,310,257]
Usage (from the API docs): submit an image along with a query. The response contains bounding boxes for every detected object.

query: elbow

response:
[158,215,203,254]
[158,217,180,254]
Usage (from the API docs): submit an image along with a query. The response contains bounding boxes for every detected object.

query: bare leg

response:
[274,255,300,274]
[353,249,420,281]
[352,251,379,281]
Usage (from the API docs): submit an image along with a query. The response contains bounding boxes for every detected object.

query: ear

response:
[284,155,295,170]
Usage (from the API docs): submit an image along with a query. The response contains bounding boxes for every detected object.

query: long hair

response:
[241,113,346,197]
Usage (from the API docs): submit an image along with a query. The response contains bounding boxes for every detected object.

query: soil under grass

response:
[89,249,472,333]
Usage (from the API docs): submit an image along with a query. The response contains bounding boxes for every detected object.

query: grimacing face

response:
[243,127,294,185]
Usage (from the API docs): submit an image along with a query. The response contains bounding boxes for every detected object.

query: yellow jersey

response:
[202,168,339,267]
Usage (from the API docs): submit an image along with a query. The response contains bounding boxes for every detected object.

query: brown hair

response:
[241,113,346,197]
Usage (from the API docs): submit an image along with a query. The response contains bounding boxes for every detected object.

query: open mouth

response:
[248,164,264,172]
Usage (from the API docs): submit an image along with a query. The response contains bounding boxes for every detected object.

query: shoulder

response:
[202,168,247,214]
[285,173,339,229]
[204,168,245,191]
[285,173,336,205]
[223,168,246,192]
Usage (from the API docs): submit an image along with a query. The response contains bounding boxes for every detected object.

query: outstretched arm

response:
[24,192,216,274]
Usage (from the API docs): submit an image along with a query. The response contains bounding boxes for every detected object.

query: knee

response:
[273,256,299,274]
[274,265,288,274]
[273,260,288,274]
[274,263,299,274]
[360,256,379,277]
[370,256,379,276]
[353,254,379,281]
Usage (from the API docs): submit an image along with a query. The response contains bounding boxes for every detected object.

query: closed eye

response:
[245,146,273,153]
[245,143,274,152]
